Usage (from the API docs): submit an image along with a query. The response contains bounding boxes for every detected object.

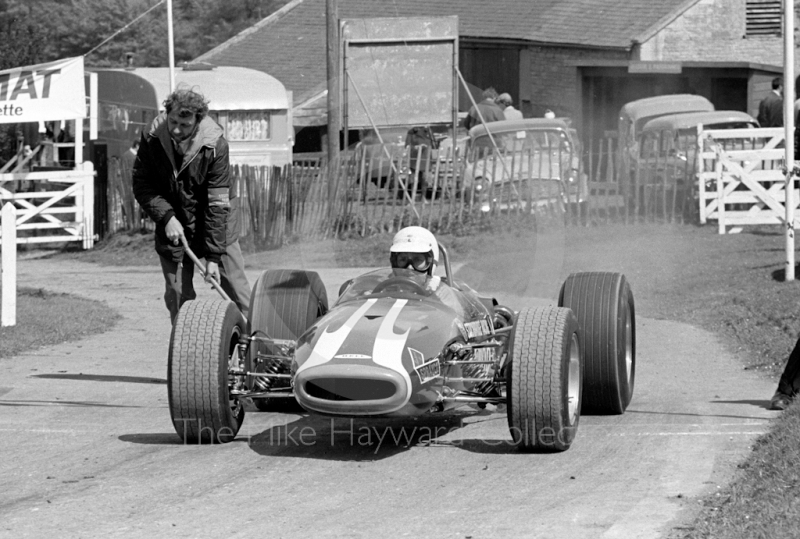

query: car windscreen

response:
[335,268,436,304]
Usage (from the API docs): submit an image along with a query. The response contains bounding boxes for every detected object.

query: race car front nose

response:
[294,364,409,415]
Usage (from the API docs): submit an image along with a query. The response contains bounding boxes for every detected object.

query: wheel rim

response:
[228,327,243,417]
[624,307,633,385]
[567,333,580,424]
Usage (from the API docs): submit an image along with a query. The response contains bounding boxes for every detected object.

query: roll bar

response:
[438,242,456,289]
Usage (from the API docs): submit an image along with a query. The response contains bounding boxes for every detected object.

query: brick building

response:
[196,0,788,151]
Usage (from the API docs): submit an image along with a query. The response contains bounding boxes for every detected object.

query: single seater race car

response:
[167,243,635,452]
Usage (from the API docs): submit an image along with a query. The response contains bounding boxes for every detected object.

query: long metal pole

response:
[326,0,340,202]
[785,0,795,282]
[167,0,175,92]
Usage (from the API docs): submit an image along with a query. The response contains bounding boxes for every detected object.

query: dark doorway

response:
[459,46,520,105]
[711,77,748,112]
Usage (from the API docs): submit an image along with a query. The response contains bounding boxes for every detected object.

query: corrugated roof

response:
[196,0,699,106]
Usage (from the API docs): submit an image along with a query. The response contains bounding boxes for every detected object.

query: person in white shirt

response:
[498,93,523,121]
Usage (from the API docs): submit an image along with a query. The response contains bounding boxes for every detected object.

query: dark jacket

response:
[132,114,231,263]
[757,91,783,128]
[464,99,506,130]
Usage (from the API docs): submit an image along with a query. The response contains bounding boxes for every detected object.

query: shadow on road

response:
[31,373,166,384]
[0,399,143,408]
[244,413,469,461]
[712,398,775,409]
[119,433,185,445]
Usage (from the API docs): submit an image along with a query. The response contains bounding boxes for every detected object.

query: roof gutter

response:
[462,36,629,52]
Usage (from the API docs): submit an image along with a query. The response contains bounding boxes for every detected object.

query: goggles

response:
[391,251,433,272]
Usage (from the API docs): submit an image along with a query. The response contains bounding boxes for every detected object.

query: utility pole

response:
[167,0,175,92]
[326,0,340,201]
[785,0,795,281]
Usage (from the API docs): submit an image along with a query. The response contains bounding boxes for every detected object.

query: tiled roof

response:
[196,0,698,105]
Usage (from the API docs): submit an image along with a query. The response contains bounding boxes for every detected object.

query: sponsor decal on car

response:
[455,320,469,341]
[409,347,440,383]
[472,347,495,362]
[463,319,493,338]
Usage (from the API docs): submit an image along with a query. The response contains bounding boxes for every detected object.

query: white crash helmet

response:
[390,226,439,274]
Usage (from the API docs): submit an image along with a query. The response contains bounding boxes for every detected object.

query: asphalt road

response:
[0,256,779,538]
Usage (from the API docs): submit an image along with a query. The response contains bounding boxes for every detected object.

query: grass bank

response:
[0,287,120,359]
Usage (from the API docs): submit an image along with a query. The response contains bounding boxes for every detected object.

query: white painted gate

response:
[698,127,798,234]
[0,162,95,249]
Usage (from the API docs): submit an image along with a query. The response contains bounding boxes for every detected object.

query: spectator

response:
[121,138,139,173]
[498,93,523,120]
[132,88,251,323]
[770,340,800,410]
[757,77,783,128]
[463,87,505,130]
[57,120,76,167]
[794,76,800,149]
[119,138,140,228]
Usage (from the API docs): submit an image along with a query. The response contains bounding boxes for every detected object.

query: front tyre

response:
[507,306,581,452]
[168,299,246,444]
[559,272,635,414]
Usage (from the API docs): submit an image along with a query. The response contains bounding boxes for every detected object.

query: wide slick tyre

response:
[248,270,328,411]
[168,299,246,444]
[507,306,581,452]
[559,272,635,414]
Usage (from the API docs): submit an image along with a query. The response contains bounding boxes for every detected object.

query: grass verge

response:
[0,287,121,359]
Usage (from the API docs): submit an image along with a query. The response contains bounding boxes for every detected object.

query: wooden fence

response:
[102,140,636,246]
[98,127,800,245]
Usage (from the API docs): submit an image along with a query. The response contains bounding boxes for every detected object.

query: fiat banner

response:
[0,56,86,123]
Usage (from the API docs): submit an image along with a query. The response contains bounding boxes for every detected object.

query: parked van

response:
[618,94,714,173]
[635,110,759,216]
[638,110,759,177]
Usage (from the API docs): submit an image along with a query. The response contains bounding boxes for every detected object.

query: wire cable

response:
[82,0,166,58]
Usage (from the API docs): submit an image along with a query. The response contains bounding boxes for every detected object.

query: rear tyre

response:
[248,270,328,411]
[558,272,635,414]
[507,306,581,452]
[168,299,245,444]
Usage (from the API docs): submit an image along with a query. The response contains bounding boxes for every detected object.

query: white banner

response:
[0,56,86,124]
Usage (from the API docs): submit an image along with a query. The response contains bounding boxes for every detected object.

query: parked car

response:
[463,118,588,212]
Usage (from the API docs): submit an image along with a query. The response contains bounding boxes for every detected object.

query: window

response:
[222,111,271,141]
[746,0,782,37]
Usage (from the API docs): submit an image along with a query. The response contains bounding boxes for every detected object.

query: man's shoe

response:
[770,391,792,411]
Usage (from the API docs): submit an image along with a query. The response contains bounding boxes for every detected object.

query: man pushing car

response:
[132,88,251,323]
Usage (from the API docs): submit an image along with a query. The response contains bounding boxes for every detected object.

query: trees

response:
[0,0,287,164]
[1,0,290,68]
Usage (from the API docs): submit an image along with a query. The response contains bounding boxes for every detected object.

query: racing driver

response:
[389,226,462,309]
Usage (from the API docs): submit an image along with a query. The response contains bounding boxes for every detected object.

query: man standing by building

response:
[464,87,505,130]
[757,77,783,127]
[133,88,251,322]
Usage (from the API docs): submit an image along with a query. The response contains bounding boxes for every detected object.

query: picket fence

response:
[105,143,627,247]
